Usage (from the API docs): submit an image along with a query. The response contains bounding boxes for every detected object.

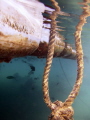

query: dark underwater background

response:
[0,0,90,120]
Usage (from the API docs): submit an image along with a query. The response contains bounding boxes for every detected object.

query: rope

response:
[64,0,90,106]
[43,0,90,120]
[42,0,60,109]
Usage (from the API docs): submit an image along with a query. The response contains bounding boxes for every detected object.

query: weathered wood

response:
[0,0,76,62]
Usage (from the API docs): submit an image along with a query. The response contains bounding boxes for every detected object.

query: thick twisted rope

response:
[42,0,60,109]
[43,0,90,120]
[64,0,90,106]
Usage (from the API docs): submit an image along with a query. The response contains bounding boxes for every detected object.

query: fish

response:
[30,65,35,72]
[6,76,15,79]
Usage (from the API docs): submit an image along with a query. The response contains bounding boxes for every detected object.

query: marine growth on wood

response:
[0,0,76,62]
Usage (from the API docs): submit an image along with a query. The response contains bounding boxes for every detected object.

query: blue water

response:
[0,57,76,120]
[0,0,90,120]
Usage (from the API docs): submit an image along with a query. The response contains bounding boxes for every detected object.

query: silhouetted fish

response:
[6,76,15,79]
[30,65,35,71]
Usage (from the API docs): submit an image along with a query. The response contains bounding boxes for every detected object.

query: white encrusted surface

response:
[0,0,46,43]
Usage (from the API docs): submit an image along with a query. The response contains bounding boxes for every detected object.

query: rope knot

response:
[49,101,74,120]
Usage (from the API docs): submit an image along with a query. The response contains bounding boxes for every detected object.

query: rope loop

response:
[42,0,90,119]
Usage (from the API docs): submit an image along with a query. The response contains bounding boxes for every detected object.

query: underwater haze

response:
[0,0,90,120]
